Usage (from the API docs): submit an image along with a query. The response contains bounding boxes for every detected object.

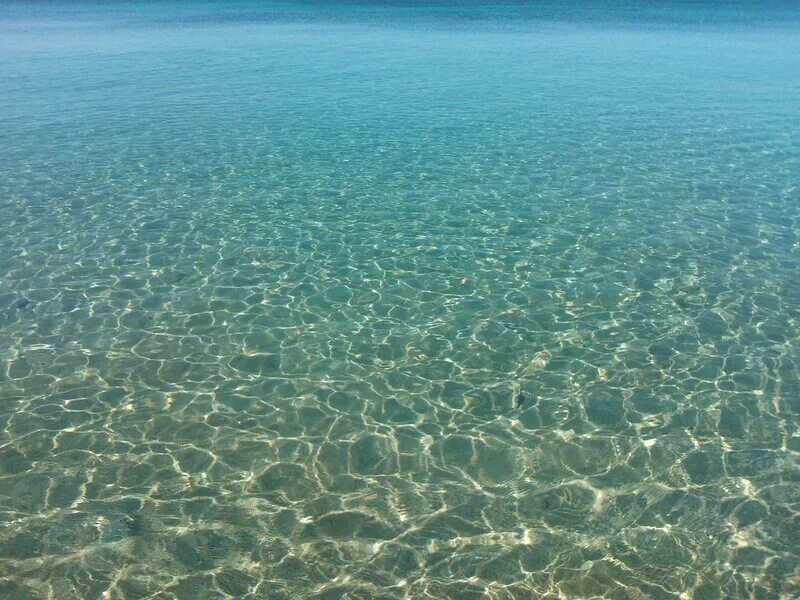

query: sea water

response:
[1,1,799,598]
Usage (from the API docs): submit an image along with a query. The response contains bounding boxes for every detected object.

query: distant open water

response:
[1,2,799,598]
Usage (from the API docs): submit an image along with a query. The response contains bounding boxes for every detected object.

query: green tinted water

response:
[1,2,799,598]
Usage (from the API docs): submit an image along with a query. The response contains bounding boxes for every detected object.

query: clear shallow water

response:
[1,1,800,598]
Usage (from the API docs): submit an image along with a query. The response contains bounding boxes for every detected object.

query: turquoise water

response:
[1,2,800,598]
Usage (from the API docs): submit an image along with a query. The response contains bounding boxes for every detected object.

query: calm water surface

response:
[1,2,800,598]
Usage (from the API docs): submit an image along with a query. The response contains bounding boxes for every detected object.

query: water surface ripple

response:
[1,2,799,598]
